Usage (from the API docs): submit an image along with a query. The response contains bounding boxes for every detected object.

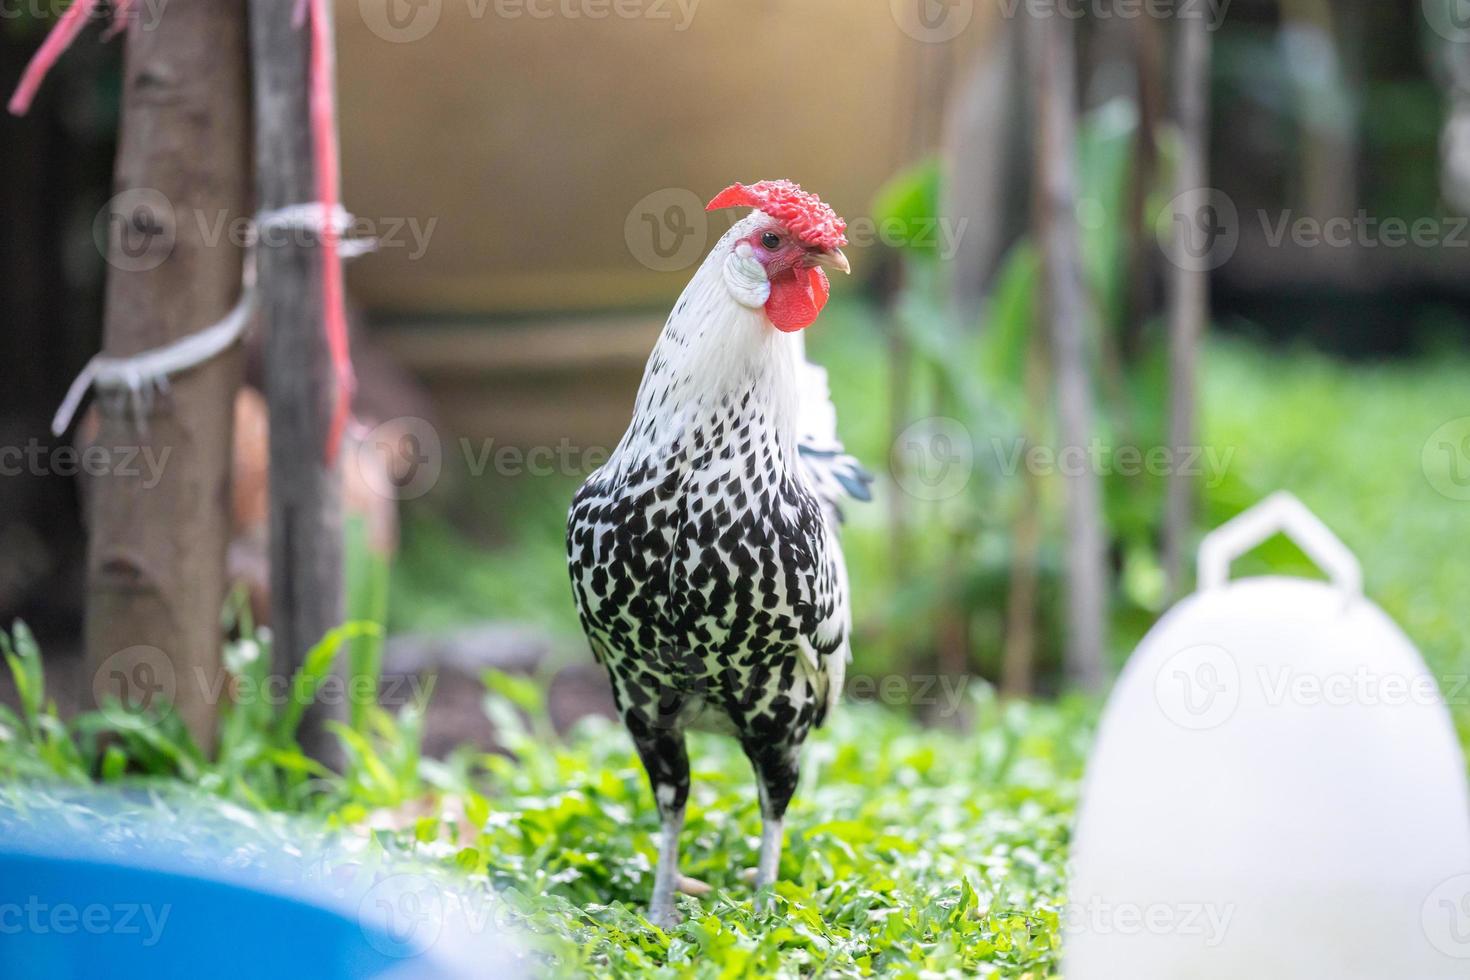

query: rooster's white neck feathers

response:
[609,214,802,478]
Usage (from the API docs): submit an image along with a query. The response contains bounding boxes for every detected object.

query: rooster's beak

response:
[809,247,851,275]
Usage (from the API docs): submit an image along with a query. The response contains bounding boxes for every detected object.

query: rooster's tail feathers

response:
[794,356,874,523]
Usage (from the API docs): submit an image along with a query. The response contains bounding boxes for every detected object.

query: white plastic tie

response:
[51,281,256,436]
[255,203,378,257]
[1197,491,1362,601]
[51,202,375,436]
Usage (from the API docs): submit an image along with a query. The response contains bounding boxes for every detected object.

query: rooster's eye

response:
[761,232,781,250]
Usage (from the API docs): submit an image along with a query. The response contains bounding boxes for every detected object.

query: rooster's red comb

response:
[706,180,848,250]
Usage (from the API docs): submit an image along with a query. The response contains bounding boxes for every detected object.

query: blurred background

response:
[4,0,1470,744]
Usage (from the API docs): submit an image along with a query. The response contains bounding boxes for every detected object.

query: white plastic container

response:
[1065,492,1470,978]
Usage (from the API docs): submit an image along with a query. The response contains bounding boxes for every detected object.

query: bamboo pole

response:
[1162,10,1213,600]
[1001,324,1047,698]
[1027,8,1109,692]
[1123,12,1164,361]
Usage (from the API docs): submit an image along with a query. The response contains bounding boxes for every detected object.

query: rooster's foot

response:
[676,874,711,896]
[648,901,682,929]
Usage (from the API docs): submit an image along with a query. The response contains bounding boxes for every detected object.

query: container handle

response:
[1197,491,1362,598]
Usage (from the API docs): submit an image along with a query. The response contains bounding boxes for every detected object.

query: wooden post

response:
[249,0,345,763]
[1122,12,1164,361]
[84,0,250,753]
[1162,11,1212,599]
[1028,9,1109,692]
[941,17,1026,326]
[1001,326,1047,698]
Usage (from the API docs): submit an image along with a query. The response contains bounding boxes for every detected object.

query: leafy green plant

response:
[346,514,391,734]
[0,623,87,780]
[0,610,391,812]
[858,98,1171,684]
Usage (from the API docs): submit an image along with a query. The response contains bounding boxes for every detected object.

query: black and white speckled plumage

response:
[566,212,868,919]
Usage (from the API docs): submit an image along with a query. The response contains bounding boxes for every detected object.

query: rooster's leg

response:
[755,812,783,893]
[630,722,690,928]
[743,739,798,912]
[649,809,684,927]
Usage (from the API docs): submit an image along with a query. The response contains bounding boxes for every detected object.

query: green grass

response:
[463,689,1087,976]
[2,323,1468,977]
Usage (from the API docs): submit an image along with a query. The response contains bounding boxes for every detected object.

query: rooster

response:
[566,180,871,926]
